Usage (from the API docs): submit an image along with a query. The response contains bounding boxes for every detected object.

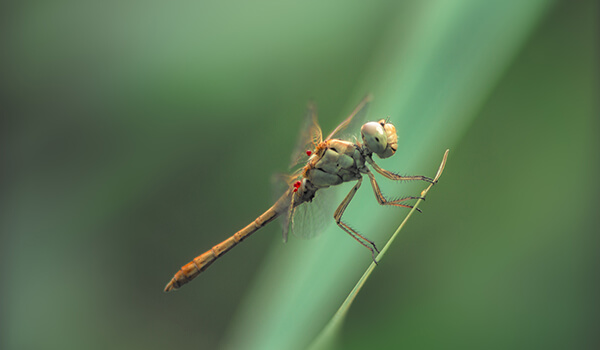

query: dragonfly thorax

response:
[301,139,364,189]
[361,120,397,159]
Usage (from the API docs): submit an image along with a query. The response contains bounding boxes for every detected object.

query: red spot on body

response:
[306,150,312,156]
[293,180,302,192]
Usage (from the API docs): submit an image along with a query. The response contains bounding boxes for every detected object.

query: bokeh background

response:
[2,1,597,349]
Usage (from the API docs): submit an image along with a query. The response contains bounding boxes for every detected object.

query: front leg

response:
[367,157,435,183]
[366,170,423,213]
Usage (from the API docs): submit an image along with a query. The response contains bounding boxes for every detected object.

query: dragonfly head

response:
[361,119,398,159]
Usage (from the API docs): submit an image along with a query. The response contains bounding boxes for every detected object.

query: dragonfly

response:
[164,96,435,292]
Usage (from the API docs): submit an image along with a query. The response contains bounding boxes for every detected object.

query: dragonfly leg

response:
[368,158,435,183]
[366,170,423,213]
[333,177,380,262]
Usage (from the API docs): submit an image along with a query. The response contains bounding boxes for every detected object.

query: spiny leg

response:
[368,157,435,183]
[333,177,380,262]
[366,170,423,212]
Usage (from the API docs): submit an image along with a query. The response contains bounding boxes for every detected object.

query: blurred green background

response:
[2,1,597,349]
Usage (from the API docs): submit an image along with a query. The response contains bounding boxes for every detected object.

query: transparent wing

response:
[325,94,372,141]
[289,102,323,170]
[271,172,297,242]
[272,175,339,241]
[270,172,294,203]
[290,186,339,240]
[275,96,372,240]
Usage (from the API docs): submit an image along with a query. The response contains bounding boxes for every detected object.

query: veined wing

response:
[272,174,338,241]
[289,95,372,169]
[270,172,298,242]
[289,102,323,170]
[287,96,372,239]
[325,94,372,141]
[290,186,339,240]
[277,95,372,241]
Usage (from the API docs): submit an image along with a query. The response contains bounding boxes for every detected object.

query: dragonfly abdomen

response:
[164,205,280,292]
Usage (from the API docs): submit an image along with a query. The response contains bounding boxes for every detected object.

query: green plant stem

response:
[310,149,449,350]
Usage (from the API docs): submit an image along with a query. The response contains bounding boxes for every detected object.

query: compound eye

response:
[361,122,387,154]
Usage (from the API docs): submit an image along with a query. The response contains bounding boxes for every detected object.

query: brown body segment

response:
[164,202,281,292]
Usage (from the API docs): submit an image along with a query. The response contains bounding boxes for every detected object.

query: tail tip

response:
[164,279,178,292]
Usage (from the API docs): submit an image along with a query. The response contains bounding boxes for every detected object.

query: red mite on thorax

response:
[292,180,302,192]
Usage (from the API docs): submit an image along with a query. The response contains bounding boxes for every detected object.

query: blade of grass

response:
[309,149,449,350]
